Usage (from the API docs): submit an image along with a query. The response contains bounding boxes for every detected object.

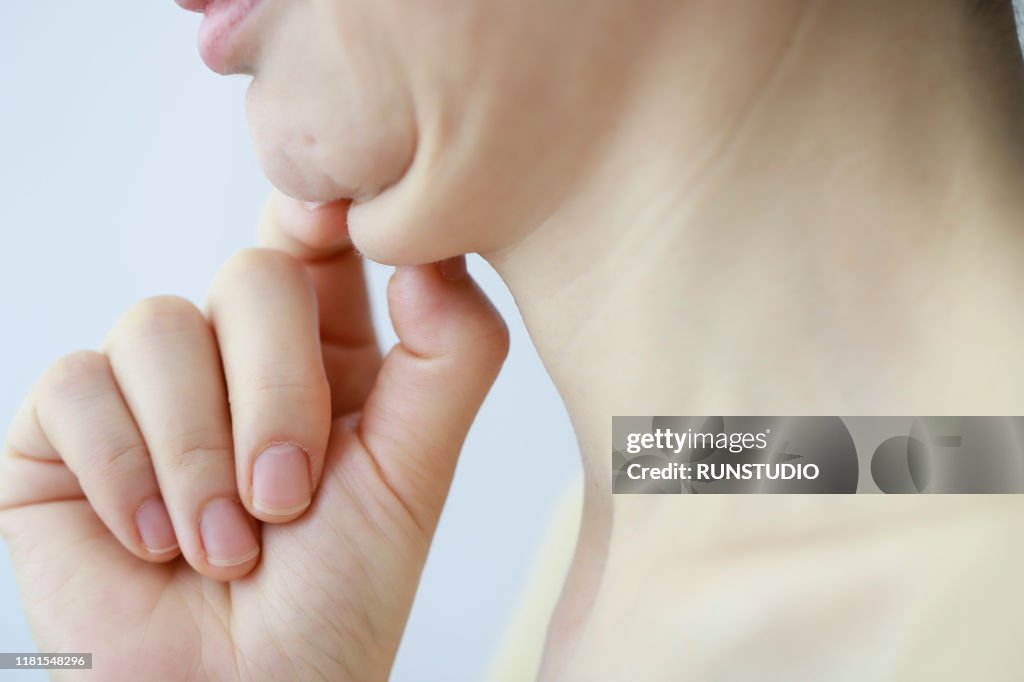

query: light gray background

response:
[0,3,579,680]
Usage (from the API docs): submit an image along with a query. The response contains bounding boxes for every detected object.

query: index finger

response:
[258,191,382,416]
[258,191,353,260]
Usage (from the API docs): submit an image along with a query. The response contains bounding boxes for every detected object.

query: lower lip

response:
[197,0,262,74]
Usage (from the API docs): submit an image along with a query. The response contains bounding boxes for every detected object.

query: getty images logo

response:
[614,417,851,494]
[625,427,769,455]
[613,416,1024,494]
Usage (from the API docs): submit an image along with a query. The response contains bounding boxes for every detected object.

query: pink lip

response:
[177,0,263,74]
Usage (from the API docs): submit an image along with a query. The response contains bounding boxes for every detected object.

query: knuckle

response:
[220,247,307,285]
[93,441,150,479]
[484,318,511,360]
[120,295,205,339]
[239,365,331,403]
[468,314,511,367]
[165,442,234,476]
[209,249,311,311]
[40,350,110,403]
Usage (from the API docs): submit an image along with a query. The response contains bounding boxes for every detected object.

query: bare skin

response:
[481,2,1024,679]
[5,0,1024,679]
[0,198,508,681]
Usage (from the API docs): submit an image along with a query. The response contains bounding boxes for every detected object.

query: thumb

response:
[357,256,509,534]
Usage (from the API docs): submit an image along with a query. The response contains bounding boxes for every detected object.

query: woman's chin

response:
[256,151,351,204]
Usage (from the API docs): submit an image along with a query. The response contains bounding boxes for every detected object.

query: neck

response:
[487,0,1024,482]
[483,0,1024,669]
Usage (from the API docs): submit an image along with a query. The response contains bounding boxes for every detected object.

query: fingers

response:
[356,257,509,534]
[0,352,176,562]
[259,191,354,258]
[3,251,334,582]
[104,296,259,579]
[258,191,382,416]
[206,248,332,523]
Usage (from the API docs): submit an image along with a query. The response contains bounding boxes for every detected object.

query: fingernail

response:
[200,499,260,567]
[303,201,325,211]
[439,256,468,281]
[136,498,177,554]
[252,442,312,517]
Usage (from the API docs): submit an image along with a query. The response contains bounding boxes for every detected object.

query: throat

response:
[483,0,1024,673]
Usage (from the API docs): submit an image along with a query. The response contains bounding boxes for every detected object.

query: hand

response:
[0,193,509,680]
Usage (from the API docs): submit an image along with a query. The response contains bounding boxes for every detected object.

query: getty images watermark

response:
[622,427,820,484]
[613,416,1024,494]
